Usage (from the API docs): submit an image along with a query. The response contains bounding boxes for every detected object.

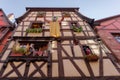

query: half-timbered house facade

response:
[0,7,120,80]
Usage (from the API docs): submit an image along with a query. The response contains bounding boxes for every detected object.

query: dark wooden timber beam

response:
[26,7,79,12]
[12,36,96,41]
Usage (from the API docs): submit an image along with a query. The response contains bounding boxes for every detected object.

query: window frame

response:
[111,33,120,43]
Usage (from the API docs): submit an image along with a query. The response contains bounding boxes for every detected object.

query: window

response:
[26,22,43,33]
[112,33,120,43]
[19,41,48,51]
[12,40,49,56]
[31,22,43,28]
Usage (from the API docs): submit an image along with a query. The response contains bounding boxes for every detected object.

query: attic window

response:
[112,33,120,43]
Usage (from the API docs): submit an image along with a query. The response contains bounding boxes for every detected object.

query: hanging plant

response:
[72,26,83,33]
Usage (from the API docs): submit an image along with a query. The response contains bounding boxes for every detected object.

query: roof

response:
[0,8,13,27]
[95,14,120,29]
[95,14,120,23]
[26,7,79,11]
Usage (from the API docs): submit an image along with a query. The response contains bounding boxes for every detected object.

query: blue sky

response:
[0,0,120,20]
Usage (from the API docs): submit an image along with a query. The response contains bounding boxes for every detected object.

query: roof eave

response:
[95,14,120,23]
[26,7,79,11]
[16,9,30,24]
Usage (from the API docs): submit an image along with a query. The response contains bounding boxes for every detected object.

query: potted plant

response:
[18,47,26,54]
[12,43,32,56]
[37,12,45,17]
[84,54,99,62]
[12,44,26,55]
[72,26,83,33]
[62,12,70,17]
[12,44,17,53]
[24,43,30,56]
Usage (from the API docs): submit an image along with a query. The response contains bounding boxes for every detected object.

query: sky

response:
[0,0,120,20]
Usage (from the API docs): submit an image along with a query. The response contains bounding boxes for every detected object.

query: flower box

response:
[37,12,45,17]
[10,53,23,56]
[62,12,70,17]
[27,33,42,37]
[85,54,99,62]
[26,28,42,33]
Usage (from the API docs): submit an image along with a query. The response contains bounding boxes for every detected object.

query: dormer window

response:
[112,33,120,43]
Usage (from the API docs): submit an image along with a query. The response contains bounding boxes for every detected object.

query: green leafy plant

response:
[18,47,26,54]
[26,29,29,33]
[72,26,83,32]
[12,46,26,54]
[33,28,37,33]
[26,28,42,33]
[37,28,42,33]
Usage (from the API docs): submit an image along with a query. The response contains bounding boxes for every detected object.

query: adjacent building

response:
[0,9,14,54]
[95,14,120,61]
[0,7,120,80]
